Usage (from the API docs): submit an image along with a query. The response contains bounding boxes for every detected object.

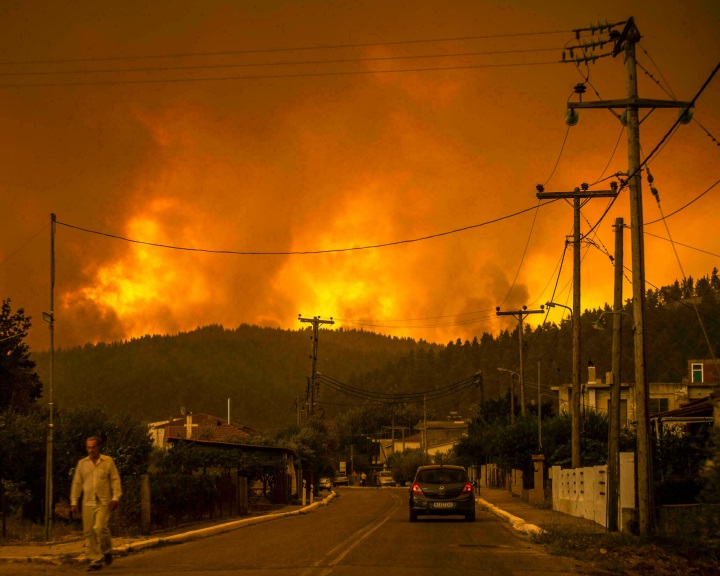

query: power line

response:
[541,124,571,187]
[0,29,573,66]
[55,199,560,255]
[645,177,719,224]
[589,128,625,186]
[316,372,477,403]
[577,62,719,242]
[640,61,720,168]
[0,223,49,267]
[337,313,497,331]
[643,230,720,258]
[497,199,542,309]
[0,59,561,89]
[0,47,563,78]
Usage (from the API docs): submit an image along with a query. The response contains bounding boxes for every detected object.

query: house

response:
[553,361,720,425]
[686,359,720,397]
[151,411,253,449]
[650,395,717,435]
[369,417,469,465]
[414,419,469,457]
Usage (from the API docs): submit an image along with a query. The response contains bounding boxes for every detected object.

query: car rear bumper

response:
[410,496,475,516]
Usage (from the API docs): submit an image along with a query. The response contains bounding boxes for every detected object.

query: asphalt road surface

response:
[3,488,597,575]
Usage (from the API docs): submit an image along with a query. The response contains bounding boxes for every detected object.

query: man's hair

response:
[86,436,101,447]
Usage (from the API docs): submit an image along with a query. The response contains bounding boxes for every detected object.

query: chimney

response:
[186,412,193,439]
[588,365,596,385]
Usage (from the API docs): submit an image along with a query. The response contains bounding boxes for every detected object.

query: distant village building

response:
[150,411,253,449]
[371,416,469,466]
[553,360,720,427]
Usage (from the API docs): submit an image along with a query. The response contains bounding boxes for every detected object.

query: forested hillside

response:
[33,325,439,429]
[31,270,720,430]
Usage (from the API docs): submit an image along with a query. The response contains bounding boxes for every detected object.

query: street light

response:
[497,368,519,424]
[545,301,573,321]
[591,310,636,331]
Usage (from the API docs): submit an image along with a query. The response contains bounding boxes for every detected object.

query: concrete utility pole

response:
[563,17,692,535]
[495,306,544,416]
[536,183,618,468]
[298,315,334,418]
[607,217,624,532]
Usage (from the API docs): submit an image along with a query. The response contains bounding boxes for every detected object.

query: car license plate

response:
[432,502,454,509]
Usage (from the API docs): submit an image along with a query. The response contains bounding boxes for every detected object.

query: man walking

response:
[70,437,122,571]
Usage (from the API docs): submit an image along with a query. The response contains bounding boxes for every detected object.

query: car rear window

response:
[416,469,467,484]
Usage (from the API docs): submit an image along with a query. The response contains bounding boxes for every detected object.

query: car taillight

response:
[411,483,424,496]
[462,482,473,494]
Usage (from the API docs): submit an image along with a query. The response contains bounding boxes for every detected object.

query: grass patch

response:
[532,527,720,575]
[0,518,82,544]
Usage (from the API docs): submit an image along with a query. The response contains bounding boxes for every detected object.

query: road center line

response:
[301,493,403,576]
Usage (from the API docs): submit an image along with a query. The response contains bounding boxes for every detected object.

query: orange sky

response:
[1,0,718,352]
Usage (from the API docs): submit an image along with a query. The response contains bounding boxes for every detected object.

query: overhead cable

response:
[55,199,559,255]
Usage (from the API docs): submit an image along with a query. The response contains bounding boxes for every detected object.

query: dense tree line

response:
[22,268,720,434]
[3,265,720,522]
[32,325,432,429]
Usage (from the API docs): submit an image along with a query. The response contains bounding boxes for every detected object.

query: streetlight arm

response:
[545,301,573,318]
[592,310,636,331]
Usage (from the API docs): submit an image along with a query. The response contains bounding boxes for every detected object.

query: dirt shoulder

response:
[533,528,720,576]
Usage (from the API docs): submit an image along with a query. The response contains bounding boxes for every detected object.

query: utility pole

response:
[473,370,484,406]
[607,217,624,531]
[562,17,692,535]
[495,306,545,417]
[497,368,518,423]
[43,213,56,542]
[536,183,618,467]
[537,359,542,452]
[423,394,427,460]
[298,315,334,418]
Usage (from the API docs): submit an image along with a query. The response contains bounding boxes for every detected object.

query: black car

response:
[408,464,476,522]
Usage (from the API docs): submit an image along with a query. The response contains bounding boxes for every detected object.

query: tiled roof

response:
[162,413,250,443]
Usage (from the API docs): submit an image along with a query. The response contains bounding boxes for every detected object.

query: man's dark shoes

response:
[104,553,113,566]
[87,562,102,571]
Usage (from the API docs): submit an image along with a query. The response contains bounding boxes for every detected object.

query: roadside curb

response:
[0,492,338,566]
[476,497,543,535]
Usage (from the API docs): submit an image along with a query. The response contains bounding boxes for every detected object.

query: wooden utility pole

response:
[607,218,624,532]
[495,307,545,416]
[44,213,56,542]
[536,184,618,468]
[298,315,334,418]
[537,359,542,451]
[473,370,484,406]
[563,17,692,535]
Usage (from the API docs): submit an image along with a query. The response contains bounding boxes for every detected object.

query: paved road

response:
[3,488,597,575]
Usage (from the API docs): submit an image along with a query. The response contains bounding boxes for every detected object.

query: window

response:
[649,398,669,414]
[692,363,703,383]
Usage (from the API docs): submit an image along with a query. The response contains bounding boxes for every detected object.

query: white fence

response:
[551,452,635,530]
